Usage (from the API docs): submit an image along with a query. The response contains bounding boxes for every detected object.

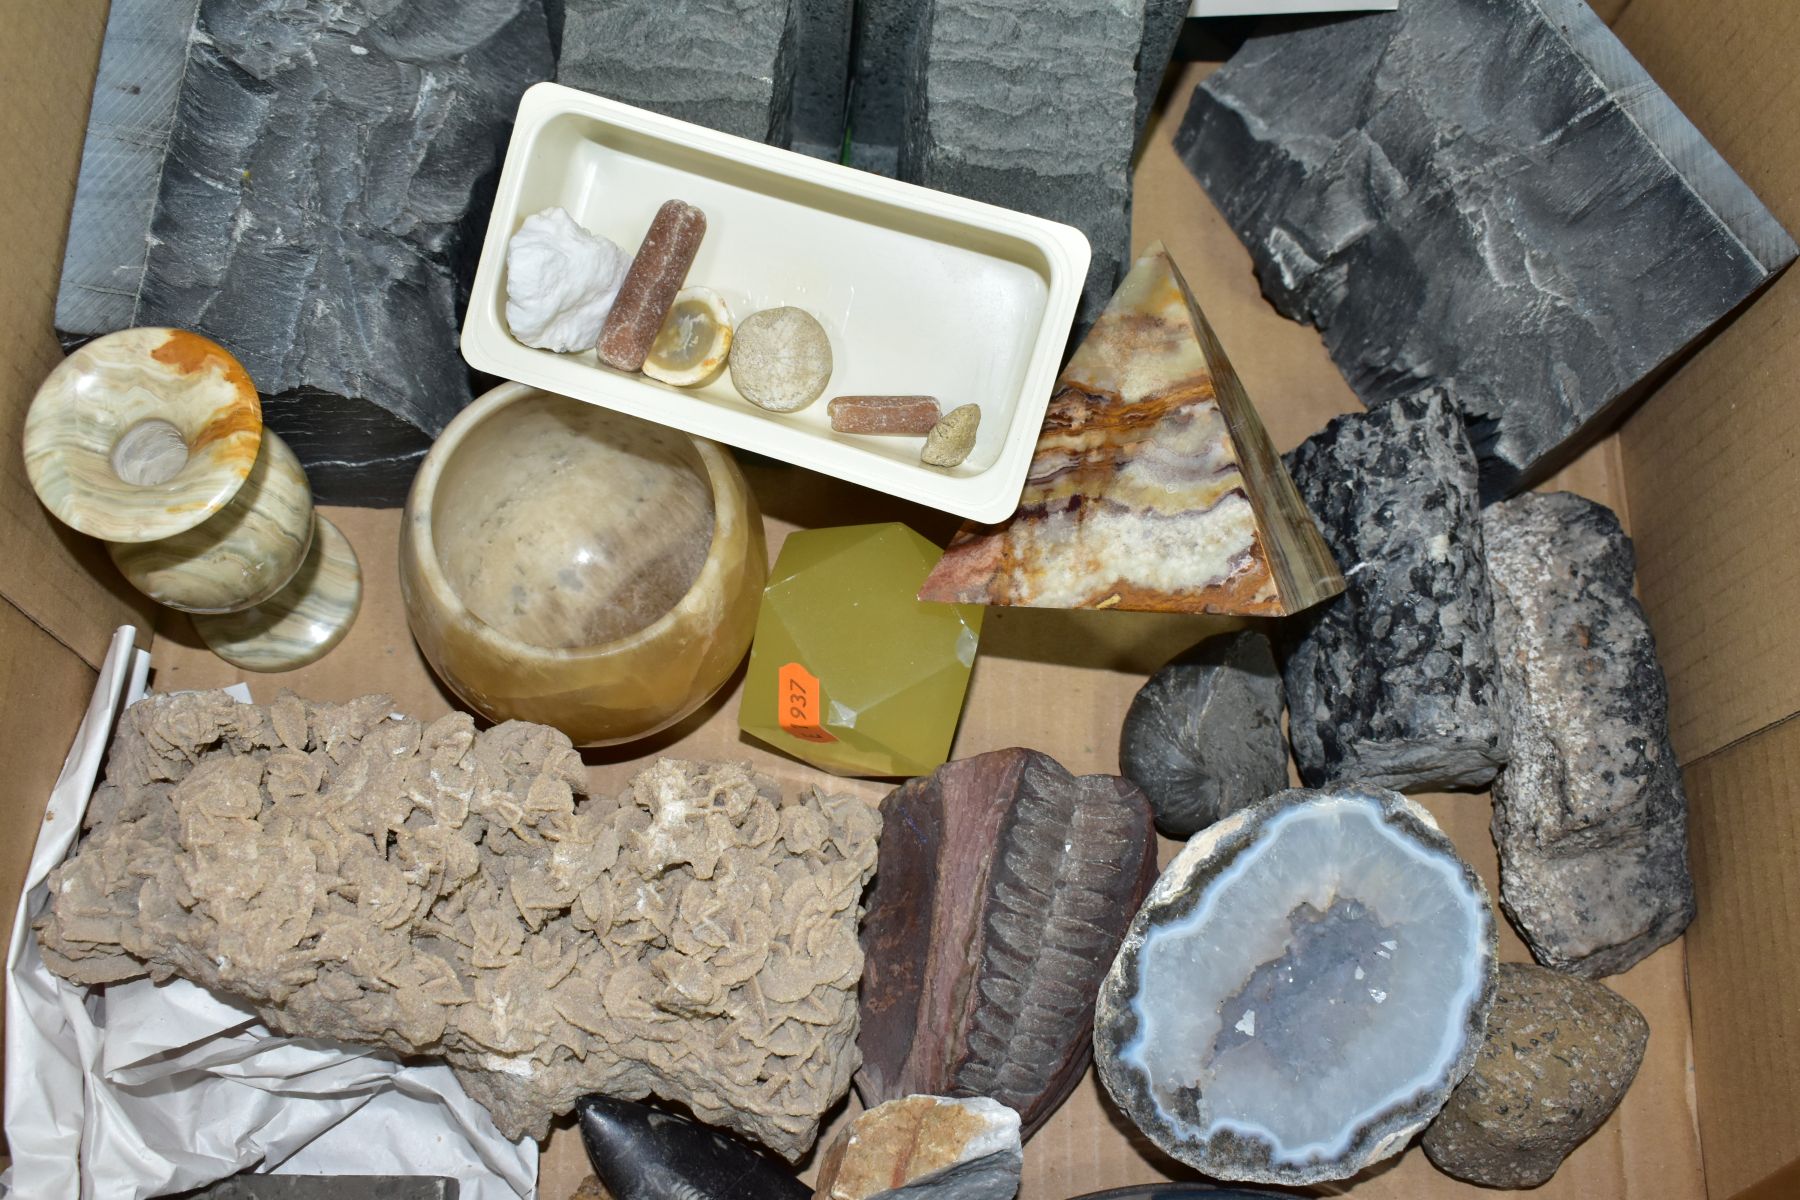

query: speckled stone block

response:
[1424,963,1649,1187]
[55,0,555,505]
[1483,492,1696,978]
[1281,390,1507,792]
[560,0,800,145]
[1176,0,1797,497]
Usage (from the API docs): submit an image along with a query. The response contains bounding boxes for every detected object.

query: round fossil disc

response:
[729,306,833,412]
[1094,785,1497,1185]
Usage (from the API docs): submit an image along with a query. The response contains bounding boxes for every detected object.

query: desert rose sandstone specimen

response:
[55,0,554,505]
[1119,630,1288,839]
[919,244,1343,616]
[561,0,800,144]
[1423,963,1649,1187]
[38,691,879,1157]
[1176,0,1797,497]
[857,748,1157,1139]
[1282,390,1507,791]
[576,1095,811,1200]
[898,0,1141,329]
[1483,492,1696,977]
[1095,786,1498,1185]
[815,1096,1023,1200]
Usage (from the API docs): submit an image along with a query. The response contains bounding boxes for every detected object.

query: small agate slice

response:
[1095,785,1497,1185]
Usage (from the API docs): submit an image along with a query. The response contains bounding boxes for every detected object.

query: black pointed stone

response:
[575,1095,810,1200]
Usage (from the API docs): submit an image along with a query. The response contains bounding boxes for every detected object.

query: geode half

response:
[856,747,1157,1140]
[1095,785,1498,1185]
[37,690,880,1157]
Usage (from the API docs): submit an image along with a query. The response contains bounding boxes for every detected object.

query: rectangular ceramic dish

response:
[462,83,1091,523]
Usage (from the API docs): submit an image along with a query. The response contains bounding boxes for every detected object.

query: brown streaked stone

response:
[814,1095,1022,1200]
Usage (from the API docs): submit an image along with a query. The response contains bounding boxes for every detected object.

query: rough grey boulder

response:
[56,0,555,506]
[1483,492,1696,978]
[1281,390,1507,792]
[899,0,1142,330]
[1176,0,1796,498]
[1119,630,1288,839]
[1424,963,1649,1187]
[559,0,799,145]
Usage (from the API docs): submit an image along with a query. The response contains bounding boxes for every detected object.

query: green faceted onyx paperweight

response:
[739,523,984,777]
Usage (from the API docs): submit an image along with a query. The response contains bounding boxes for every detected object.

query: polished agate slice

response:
[1095,786,1497,1185]
[918,243,1342,616]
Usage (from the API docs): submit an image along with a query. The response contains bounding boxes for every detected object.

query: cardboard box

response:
[2,3,1795,1197]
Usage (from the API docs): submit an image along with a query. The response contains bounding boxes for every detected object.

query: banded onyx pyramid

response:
[918,244,1343,615]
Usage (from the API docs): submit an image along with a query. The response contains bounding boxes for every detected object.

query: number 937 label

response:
[777,662,837,744]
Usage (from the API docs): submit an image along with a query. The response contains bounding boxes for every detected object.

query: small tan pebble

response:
[730,306,833,412]
[571,1174,613,1200]
[828,395,942,435]
[643,286,733,386]
[921,404,980,467]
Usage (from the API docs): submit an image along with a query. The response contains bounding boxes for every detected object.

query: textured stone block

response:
[1282,390,1507,791]
[1135,1,1189,148]
[560,0,799,145]
[55,0,554,505]
[899,0,1143,329]
[1177,0,1797,497]
[1483,492,1696,978]
[793,0,854,158]
[857,748,1157,1140]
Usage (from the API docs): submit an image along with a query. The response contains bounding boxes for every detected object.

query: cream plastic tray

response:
[462,83,1090,523]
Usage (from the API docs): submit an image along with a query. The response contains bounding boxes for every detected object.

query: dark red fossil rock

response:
[855,747,1158,1140]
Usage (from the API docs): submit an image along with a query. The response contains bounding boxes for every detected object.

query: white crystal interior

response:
[1119,795,1486,1166]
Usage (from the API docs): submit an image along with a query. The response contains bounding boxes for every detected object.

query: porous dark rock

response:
[576,1095,810,1200]
[1483,492,1696,977]
[560,0,799,145]
[897,0,1141,329]
[1176,0,1797,497]
[1281,390,1507,792]
[1423,963,1650,1187]
[1094,785,1497,1185]
[1119,630,1288,838]
[792,0,854,159]
[856,747,1157,1140]
[55,0,555,505]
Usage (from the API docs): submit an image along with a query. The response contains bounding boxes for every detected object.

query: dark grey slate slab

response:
[845,0,928,176]
[1281,390,1507,792]
[1135,1,1188,149]
[1483,492,1696,978]
[1176,0,1797,498]
[55,0,555,505]
[899,0,1143,330]
[792,0,853,159]
[559,0,799,145]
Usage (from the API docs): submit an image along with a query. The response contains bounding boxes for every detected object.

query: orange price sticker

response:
[777,662,837,744]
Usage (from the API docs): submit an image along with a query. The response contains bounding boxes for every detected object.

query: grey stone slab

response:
[792,0,853,159]
[1135,1,1187,149]
[1281,390,1507,792]
[1483,492,1696,978]
[1176,0,1797,498]
[193,1176,455,1199]
[846,0,929,176]
[900,0,1144,331]
[1119,630,1288,839]
[559,0,799,145]
[55,0,556,505]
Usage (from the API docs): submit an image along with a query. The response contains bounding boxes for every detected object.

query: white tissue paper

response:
[505,207,631,353]
[2,627,538,1199]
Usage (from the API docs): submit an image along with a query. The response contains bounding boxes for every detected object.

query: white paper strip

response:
[2,630,537,1199]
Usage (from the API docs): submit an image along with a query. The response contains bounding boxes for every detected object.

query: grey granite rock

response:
[1119,630,1288,838]
[1176,0,1797,498]
[55,0,555,505]
[1134,1,1188,149]
[900,0,1143,330]
[560,0,799,145]
[793,0,853,159]
[1424,963,1649,1187]
[1281,390,1507,792]
[1483,492,1696,978]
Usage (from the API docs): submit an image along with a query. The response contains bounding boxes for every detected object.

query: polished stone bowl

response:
[400,383,767,745]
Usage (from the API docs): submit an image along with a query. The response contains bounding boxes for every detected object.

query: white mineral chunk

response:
[504,207,629,353]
